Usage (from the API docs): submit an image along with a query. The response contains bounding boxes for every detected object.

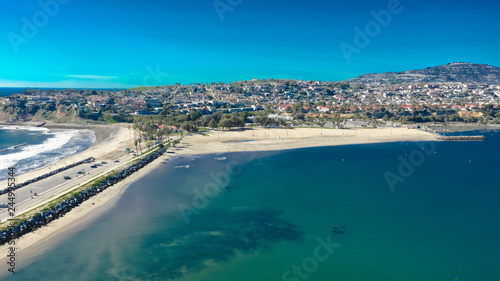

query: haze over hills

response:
[347,62,500,85]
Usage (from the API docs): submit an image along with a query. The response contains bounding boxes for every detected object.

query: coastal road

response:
[0,153,135,223]
[0,136,180,224]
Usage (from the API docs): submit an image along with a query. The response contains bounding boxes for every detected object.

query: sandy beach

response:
[0,126,435,273]
[175,127,436,155]
[0,121,136,185]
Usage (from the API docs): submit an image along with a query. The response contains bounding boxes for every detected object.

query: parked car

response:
[0,204,9,208]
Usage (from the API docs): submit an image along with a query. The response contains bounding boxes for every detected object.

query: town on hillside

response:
[2,64,500,130]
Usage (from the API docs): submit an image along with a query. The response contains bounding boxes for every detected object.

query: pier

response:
[436,135,486,141]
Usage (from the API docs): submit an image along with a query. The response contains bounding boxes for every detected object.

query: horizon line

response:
[1,61,498,90]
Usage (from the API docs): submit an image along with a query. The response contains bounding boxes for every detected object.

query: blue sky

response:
[1,0,499,88]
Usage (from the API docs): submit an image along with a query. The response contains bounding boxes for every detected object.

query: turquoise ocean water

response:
[4,130,500,281]
[0,88,125,97]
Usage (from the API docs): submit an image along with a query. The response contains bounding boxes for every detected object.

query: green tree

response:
[209,119,218,129]
[188,110,202,121]
[219,118,233,129]
[181,121,194,132]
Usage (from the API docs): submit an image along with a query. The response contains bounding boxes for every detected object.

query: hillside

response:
[348,62,500,84]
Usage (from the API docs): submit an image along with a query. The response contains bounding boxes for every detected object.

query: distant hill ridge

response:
[348,62,500,84]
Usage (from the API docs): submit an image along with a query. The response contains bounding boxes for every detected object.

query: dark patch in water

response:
[122,208,303,280]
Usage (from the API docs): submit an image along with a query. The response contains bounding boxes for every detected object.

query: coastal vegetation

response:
[1,63,500,129]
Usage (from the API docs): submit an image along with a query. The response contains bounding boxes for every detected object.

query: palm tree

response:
[164,126,172,142]
[157,127,164,142]
[135,138,143,154]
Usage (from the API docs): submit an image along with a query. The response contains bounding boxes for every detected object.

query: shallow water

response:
[4,130,500,281]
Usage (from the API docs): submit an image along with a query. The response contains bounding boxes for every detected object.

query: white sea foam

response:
[82,129,97,144]
[0,128,89,171]
[0,125,49,133]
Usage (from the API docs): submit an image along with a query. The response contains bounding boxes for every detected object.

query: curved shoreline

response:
[0,127,435,276]
[0,123,133,186]
[0,121,113,145]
